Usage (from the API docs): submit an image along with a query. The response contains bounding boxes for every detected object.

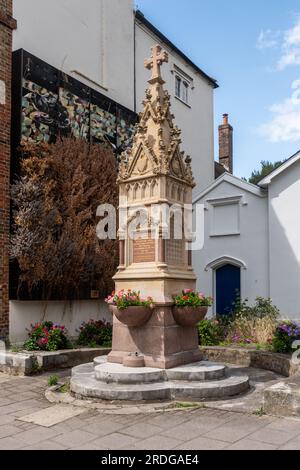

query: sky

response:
[135,0,300,179]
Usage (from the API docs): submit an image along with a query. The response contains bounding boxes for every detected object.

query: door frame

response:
[205,256,246,316]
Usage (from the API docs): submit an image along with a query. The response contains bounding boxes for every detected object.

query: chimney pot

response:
[218,114,233,174]
[223,113,229,125]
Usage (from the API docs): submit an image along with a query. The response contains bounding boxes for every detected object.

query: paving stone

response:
[10,406,49,418]
[14,426,59,445]
[246,428,297,445]
[20,440,67,450]
[142,412,190,429]
[133,434,182,450]
[121,423,162,439]
[0,425,22,439]
[279,438,300,450]
[81,420,126,437]
[226,438,278,450]
[0,436,26,450]
[204,422,263,443]
[52,429,98,448]
[0,400,48,415]
[90,432,138,450]
[175,436,228,450]
[267,418,300,433]
[18,404,86,427]
[0,415,16,425]
[70,442,104,450]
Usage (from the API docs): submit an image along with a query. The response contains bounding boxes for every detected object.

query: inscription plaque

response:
[133,238,155,263]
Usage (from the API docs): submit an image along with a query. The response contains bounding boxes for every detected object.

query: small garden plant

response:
[272,321,300,353]
[48,375,58,387]
[77,319,112,348]
[23,321,70,352]
[174,289,213,307]
[198,318,225,346]
[105,290,153,310]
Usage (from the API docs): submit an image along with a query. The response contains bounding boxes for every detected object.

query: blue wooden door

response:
[216,264,240,316]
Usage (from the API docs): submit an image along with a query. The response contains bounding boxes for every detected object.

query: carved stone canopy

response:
[118,45,195,188]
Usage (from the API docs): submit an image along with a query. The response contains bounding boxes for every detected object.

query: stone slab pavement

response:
[0,370,300,450]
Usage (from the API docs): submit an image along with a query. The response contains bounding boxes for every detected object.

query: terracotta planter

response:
[172,306,208,326]
[110,305,152,327]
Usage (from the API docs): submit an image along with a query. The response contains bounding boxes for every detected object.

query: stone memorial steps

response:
[70,357,250,401]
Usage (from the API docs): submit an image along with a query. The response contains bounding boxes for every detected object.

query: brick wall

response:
[0,0,16,340]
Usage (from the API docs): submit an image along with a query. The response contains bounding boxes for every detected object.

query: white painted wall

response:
[135,22,215,193]
[13,1,215,193]
[268,160,300,319]
[9,300,112,344]
[13,0,135,110]
[193,177,269,316]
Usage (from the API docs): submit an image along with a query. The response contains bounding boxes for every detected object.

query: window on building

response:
[174,69,191,105]
[182,81,189,104]
[175,75,181,99]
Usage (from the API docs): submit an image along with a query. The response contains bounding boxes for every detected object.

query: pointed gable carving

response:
[118,45,195,188]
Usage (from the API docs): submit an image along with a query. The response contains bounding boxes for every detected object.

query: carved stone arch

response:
[171,183,176,200]
[141,180,148,198]
[133,182,140,200]
[205,256,247,272]
[177,185,182,202]
[150,179,157,197]
[126,184,132,201]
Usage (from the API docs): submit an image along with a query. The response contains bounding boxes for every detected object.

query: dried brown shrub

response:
[11,138,118,299]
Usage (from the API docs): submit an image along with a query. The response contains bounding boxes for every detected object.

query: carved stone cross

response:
[144,45,169,82]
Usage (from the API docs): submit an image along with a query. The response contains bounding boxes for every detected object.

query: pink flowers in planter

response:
[174,289,213,307]
[105,289,153,310]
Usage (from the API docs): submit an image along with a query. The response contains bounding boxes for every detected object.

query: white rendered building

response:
[193,152,300,320]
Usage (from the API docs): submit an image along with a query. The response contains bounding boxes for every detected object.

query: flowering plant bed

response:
[77,319,112,348]
[173,289,213,307]
[105,290,153,310]
[272,321,300,353]
[23,321,70,352]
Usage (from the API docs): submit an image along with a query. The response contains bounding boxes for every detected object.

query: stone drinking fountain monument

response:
[70,46,249,401]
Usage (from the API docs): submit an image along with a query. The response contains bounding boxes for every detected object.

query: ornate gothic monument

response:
[108,45,200,368]
[70,47,249,401]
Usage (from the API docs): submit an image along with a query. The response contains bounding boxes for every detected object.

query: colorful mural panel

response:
[17,51,137,152]
[59,88,90,140]
[22,80,59,143]
[90,104,116,143]
[117,109,136,151]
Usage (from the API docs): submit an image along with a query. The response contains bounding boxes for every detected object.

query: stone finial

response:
[144,45,169,83]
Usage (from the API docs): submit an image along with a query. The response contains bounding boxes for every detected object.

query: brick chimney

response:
[218,114,233,173]
[0,0,17,340]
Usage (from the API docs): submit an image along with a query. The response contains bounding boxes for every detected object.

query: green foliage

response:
[174,289,213,307]
[253,406,266,417]
[77,319,112,348]
[23,321,70,351]
[48,375,58,387]
[247,160,284,185]
[198,319,225,346]
[233,297,280,321]
[272,321,300,353]
[174,402,204,409]
[226,297,279,345]
[106,290,153,310]
[58,383,70,393]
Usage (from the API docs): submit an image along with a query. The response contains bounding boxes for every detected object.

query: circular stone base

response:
[70,357,249,402]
